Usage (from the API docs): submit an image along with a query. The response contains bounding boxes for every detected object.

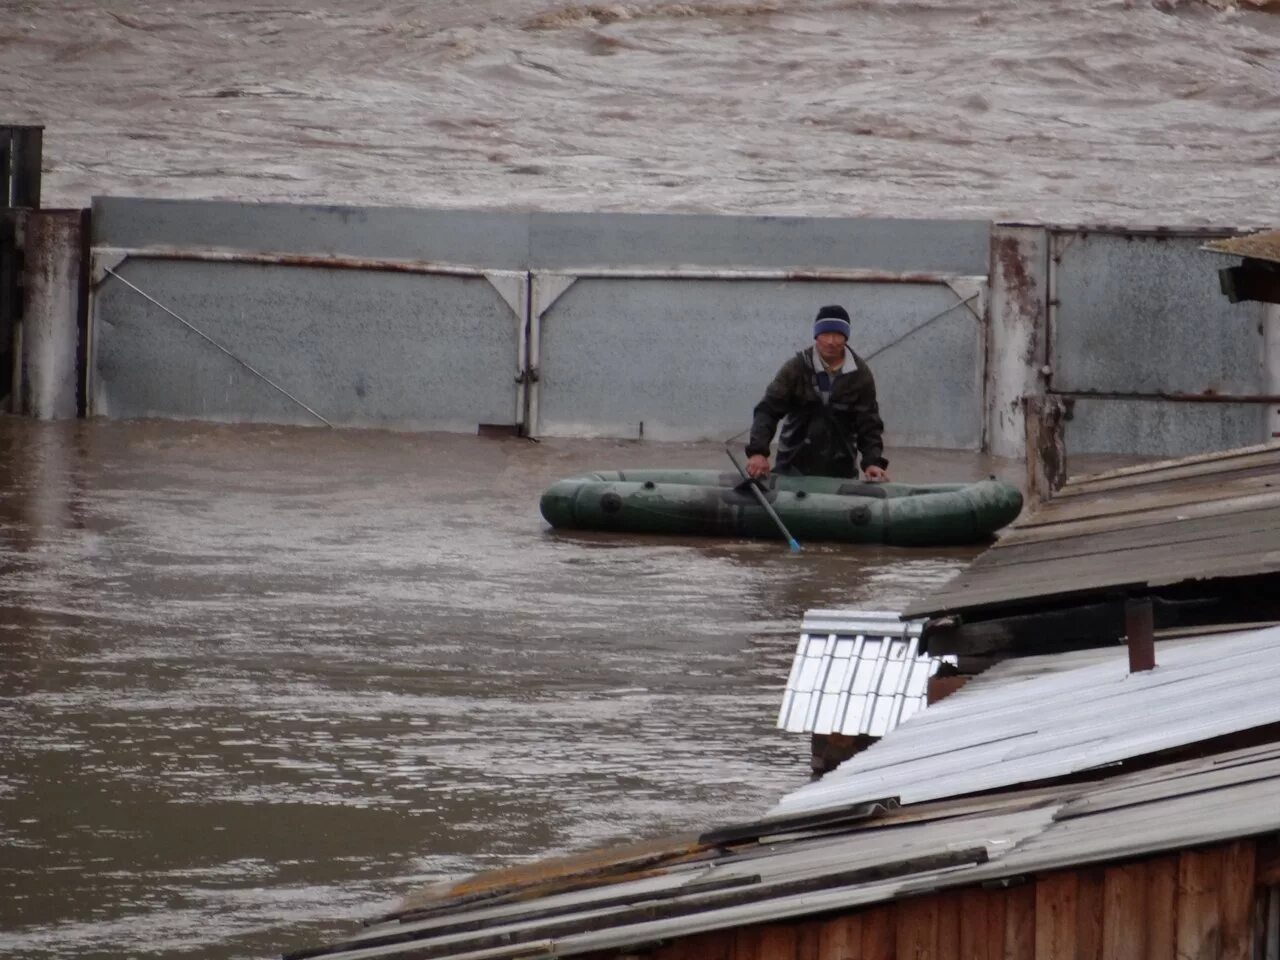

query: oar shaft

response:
[725,449,802,553]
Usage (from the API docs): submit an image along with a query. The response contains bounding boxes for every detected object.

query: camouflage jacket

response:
[746,346,887,478]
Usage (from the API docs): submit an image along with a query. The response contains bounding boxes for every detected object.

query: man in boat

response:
[745,305,890,481]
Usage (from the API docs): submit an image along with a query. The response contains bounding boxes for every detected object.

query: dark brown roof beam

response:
[922,593,1239,660]
[1126,595,1156,673]
[1219,259,1280,305]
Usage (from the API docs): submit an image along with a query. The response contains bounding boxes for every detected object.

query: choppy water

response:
[4,0,1280,224]
[0,418,1020,959]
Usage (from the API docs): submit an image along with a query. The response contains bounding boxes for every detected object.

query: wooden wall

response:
[607,840,1261,960]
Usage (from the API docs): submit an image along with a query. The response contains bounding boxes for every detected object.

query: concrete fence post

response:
[19,210,85,419]
[986,224,1050,459]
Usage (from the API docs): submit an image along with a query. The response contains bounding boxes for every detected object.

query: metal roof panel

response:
[771,624,1280,819]
[905,443,1280,619]
[777,610,941,738]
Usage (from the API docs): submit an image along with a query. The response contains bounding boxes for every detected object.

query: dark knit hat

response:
[813,304,851,339]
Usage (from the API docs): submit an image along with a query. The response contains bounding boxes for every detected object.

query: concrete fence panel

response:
[91,256,524,431]
[530,272,985,450]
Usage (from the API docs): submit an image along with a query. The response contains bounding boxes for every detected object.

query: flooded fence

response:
[10,194,1278,459]
[989,222,1276,460]
[84,198,990,449]
[1047,226,1277,456]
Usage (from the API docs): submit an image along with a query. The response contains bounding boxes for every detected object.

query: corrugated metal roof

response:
[904,442,1280,619]
[769,623,1280,820]
[777,609,948,737]
[1205,230,1280,265]
[286,739,1280,960]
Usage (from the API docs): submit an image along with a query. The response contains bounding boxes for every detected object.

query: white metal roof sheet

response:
[770,624,1280,820]
[777,609,946,737]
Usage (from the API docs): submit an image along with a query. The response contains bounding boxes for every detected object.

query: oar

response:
[725,448,802,553]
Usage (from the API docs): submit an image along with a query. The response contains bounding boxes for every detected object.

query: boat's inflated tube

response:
[539,469,1022,546]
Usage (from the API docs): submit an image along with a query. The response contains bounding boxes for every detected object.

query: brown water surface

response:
[0,417,1016,959]
[5,0,1280,224]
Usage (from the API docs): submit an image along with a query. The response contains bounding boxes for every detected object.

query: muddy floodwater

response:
[0,417,1022,959]
[6,0,1280,225]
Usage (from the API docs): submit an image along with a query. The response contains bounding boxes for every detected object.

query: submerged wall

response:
[86,198,990,449]
[40,197,1273,459]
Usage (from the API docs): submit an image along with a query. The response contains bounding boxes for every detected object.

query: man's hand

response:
[746,454,770,479]
[864,465,889,482]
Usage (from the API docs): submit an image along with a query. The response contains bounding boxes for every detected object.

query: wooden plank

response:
[1047,465,1280,516]
[733,925,763,960]
[1062,460,1280,500]
[963,506,1280,570]
[950,496,1280,562]
[918,523,1280,604]
[1258,835,1280,886]
[1219,840,1256,960]
[958,888,991,960]
[1145,855,1179,960]
[909,531,1280,615]
[1176,848,1224,960]
[895,895,938,960]
[1054,448,1280,497]
[795,919,825,960]
[816,913,863,960]
[1058,443,1280,491]
[936,892,961,960]
[1060,754,1280,821]
[1026,394,1068,508]
[1039,471,1280,524]
[662,930,733,960]
[755,923,799,960]
[1101,862,1147,960]
[1034,873,1078,960]
[862,904,895,960]
[1266,887,1280,960]
[987,888,1008,960]
[1075,868,1105,960]
[1002,489,1280,545]
[1004,885,1036,960]
[956,888,1011,960]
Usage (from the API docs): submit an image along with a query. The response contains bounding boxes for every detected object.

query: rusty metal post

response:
[1,126,42,412]
[1024,394,1067,507]
[0,209,17,411]
[19,210,86,419]
[1,125,42,209]
[1125,596,1156,673]
[1265,303,1280,441]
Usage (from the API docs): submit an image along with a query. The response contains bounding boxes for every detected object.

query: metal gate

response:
[1045,228,1274,456]
[526,268,988,449]
[90,249,527,432]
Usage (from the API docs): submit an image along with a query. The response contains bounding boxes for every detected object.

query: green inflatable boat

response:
[539,469,1022,546]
